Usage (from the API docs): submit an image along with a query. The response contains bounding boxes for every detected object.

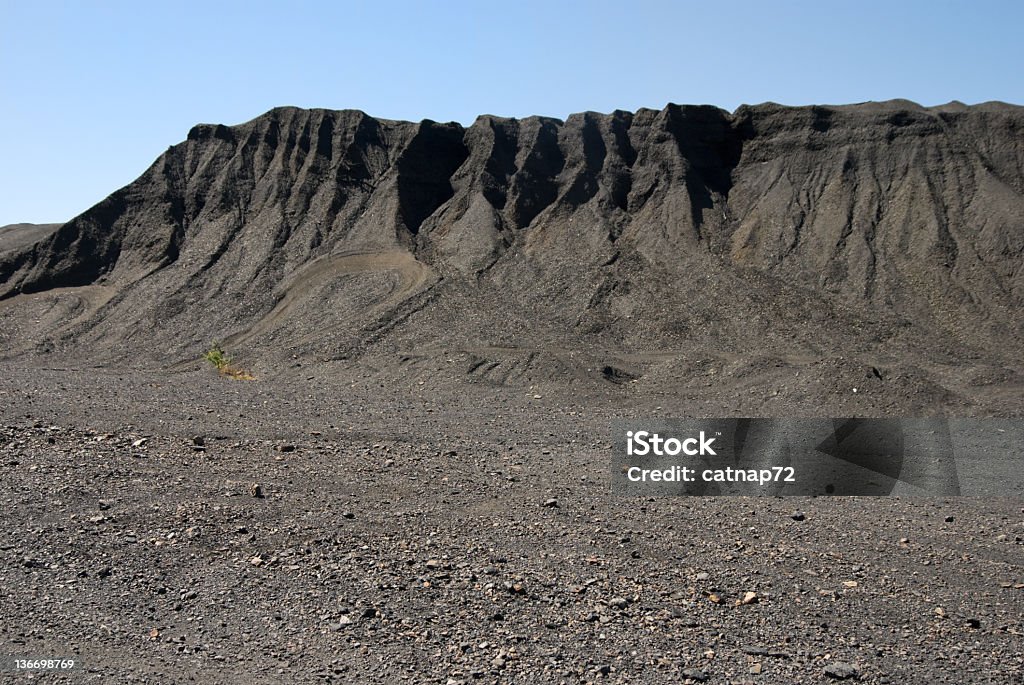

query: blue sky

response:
[1,0,1021,225]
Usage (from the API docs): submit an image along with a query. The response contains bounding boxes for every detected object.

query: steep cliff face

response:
[0,101,1021,381]
[725,102,1023,336]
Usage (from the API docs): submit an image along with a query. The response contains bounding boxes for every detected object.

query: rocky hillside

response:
[0,101,1021,400]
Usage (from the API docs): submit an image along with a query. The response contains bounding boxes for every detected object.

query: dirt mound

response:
[0,102,1021,411]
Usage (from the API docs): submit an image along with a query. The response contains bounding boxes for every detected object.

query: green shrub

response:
[203,342,254,380]
[204,342,230,370]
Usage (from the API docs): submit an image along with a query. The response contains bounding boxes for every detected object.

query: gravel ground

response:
[1,365,1021,684]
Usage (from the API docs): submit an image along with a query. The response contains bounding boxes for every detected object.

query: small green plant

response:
[204,342,230,370]
[203,342,254,380]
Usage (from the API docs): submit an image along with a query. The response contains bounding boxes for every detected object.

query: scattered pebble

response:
[824,662,860,680]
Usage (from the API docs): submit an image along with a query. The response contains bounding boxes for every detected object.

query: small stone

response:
[425,559,442,569]
[681,668,709,682]
[542,498,559,508]
[740,591,759,605]
[708,593,722,604]
[249,483,264,498]
[342,511,355,519]
[824,662,859,680]
[131,438,148,448]
[944,515,954,522]
[750,663,762,675]
[791,511,806,521]
[609,597,629,610]
[966,617,981,629]
[277,444,296,453]
[192,436,205,447]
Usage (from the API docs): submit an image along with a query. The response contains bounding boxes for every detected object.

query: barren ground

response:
[1,362,1021,684]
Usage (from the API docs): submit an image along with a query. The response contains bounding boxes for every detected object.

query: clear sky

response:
[1,0,1021,225]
